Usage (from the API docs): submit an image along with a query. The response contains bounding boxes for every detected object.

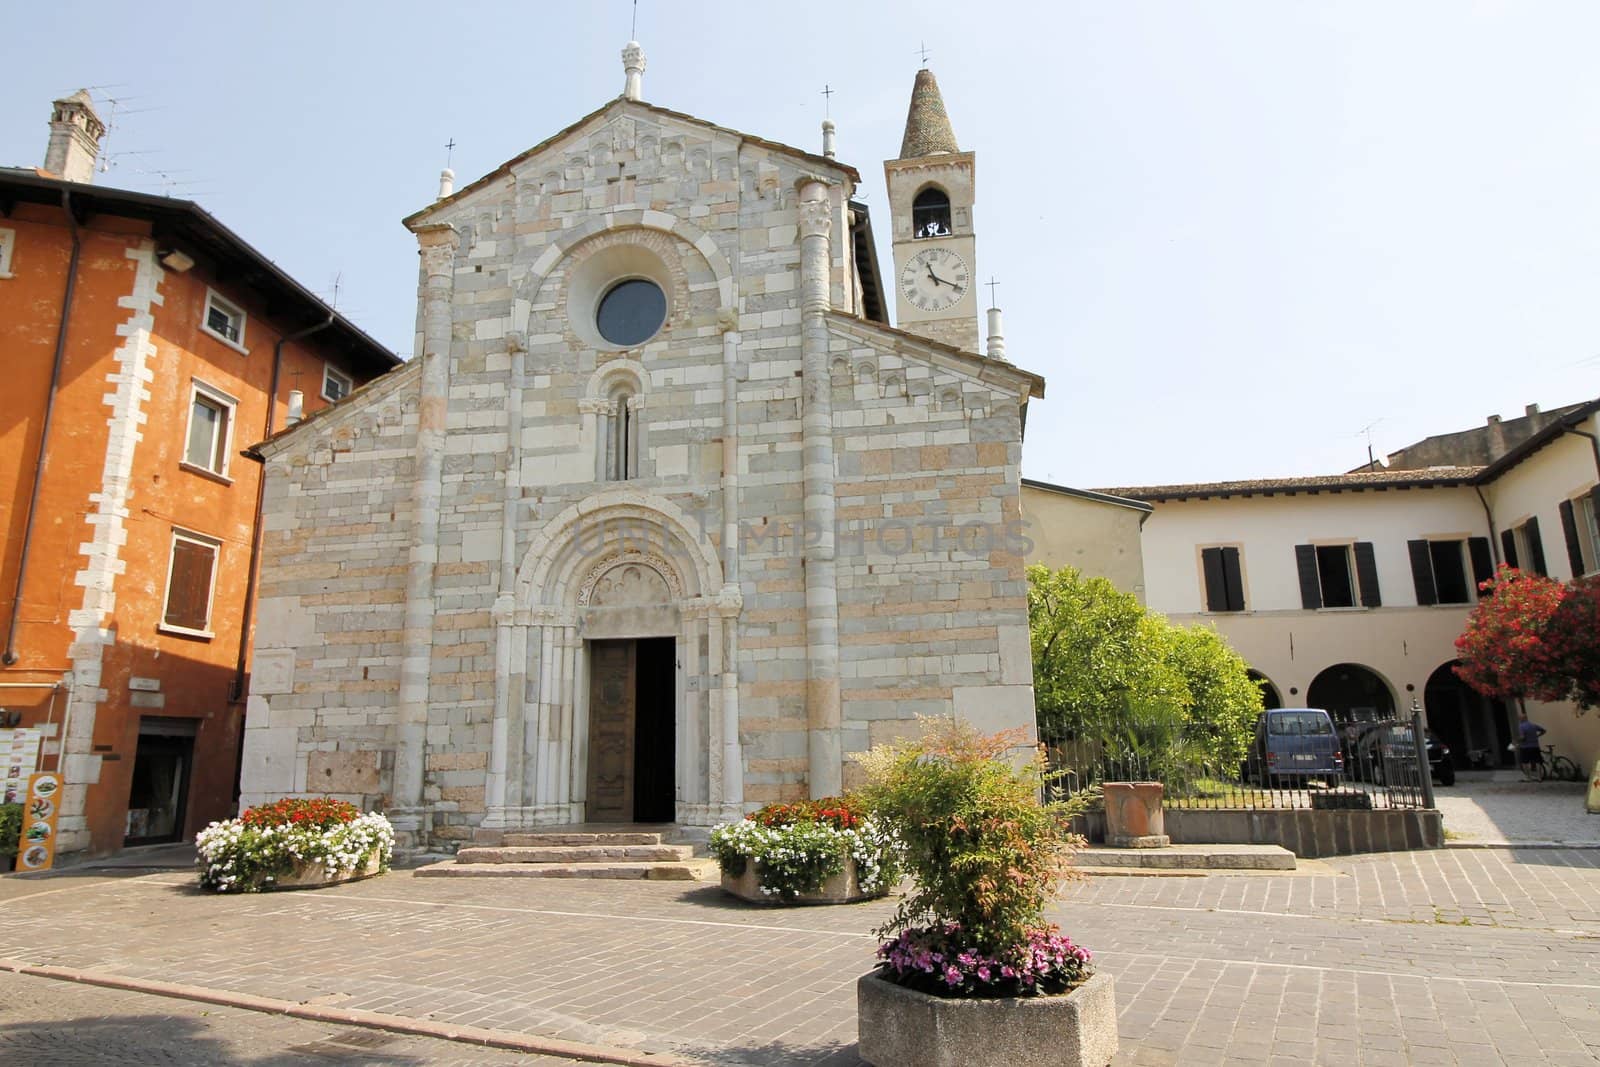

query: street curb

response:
[0,958,692,1066]
[1444,841,1600,850]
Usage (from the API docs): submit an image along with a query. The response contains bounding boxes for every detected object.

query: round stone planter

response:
[253,852,384,892]
[719,855,885,904]
[857,969,1118,1067]
[1102,781,1169,848]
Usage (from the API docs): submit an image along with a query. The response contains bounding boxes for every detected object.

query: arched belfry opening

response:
[912,186,951,238]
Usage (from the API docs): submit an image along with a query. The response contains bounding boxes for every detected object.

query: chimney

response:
[1485,414,1506,460]
[286,390,304,426]
[43,89,105,184]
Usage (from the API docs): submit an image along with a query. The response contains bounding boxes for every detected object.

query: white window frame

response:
[180,379,238,480]
[321,364,353,403]
[202,288,249,353]
[158,528,221,639]
[1313,542,1358,609]
[1423,537,1474,605]
[0,227,15,279]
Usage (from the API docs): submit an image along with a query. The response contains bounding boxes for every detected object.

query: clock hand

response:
[925,265,944,288]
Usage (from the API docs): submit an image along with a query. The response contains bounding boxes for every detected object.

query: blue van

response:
[1250,708,1343,786]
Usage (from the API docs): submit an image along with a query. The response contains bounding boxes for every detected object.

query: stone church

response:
[239,45,1045,848]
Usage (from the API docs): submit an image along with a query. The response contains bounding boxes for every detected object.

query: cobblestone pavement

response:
[0,850,1597,1065]
[0,969,569,1065]
[1433,777,1600,846]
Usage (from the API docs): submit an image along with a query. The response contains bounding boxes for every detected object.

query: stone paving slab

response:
[1,851,1597,1065]
[1434,778,1600,847]
[1081,844,1296,870]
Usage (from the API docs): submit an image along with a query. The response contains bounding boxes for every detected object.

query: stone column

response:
[485,332,526,829]
[718,315,745,815]
[798,178,842,799]
[393,223,459,841]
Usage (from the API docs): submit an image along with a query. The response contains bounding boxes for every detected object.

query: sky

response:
[6,1,1598,489]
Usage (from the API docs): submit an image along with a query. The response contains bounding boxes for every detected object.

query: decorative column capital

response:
[416,224,460,278]
[797,189,832,240]
[578,396,614,416]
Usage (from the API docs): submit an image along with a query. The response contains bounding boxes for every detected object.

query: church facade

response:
[238,50,1044,847]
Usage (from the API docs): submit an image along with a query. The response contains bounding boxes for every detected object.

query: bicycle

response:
[1524,744,1583,782]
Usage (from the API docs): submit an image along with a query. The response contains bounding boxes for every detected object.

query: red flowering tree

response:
[1454,567,1600,711]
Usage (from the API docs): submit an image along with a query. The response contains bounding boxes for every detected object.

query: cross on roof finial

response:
[986,277,1000,308]
[445,137,456,168]
[821,83,833,119]
[916,42,931,68]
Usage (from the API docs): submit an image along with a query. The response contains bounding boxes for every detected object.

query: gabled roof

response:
[825,311,1045,400]
[1478,397,1600,480]
[405,96,860,230]
[1021,478,1153,514]
[0,169,400,378]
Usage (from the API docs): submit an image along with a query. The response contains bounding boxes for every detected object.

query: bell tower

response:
[885,68,979,352]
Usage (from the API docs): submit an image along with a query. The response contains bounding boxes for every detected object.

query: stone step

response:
[414,859,713,881]
[500,832,665,847]
[1079,843,1297,871]
[455,844,695,864]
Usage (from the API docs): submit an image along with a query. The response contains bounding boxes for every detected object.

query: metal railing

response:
[1040,709,1438,812]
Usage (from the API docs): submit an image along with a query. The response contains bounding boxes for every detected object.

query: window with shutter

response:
[1519,517,1548,577]
[1501,529,1518,569]
[1407,540,1437,606]
[1200,546,1245,612]
[1580,493,1600,575]
[1295,544,1321,610]
[1468,537,1493,587]
[1315,545,1356,608]
[1560,499,1585,578]
[1429,540,1470,604]
[182,382,237,477]
[161,531,219,636]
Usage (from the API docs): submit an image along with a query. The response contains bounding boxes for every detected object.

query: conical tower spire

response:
[899,68,959,158]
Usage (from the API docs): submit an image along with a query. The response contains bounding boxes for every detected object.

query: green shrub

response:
[0,802,22,861]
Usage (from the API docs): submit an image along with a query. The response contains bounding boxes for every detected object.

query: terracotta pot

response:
[1102,781,1169,848]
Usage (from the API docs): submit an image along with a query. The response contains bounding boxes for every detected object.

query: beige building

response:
[1020,479,1149,600]
[237,51,1046,848]
[1107,398,1600,774]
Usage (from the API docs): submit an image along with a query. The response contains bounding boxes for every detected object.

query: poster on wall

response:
[1,728,42,803]
[15,772,63,872]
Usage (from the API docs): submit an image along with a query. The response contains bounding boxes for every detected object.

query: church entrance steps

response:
[499,831,666,847]
[454,844,696,864]
[413,858,715,881]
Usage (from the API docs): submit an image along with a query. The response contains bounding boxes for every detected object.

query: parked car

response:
[1350,721,1455,787]
[1247,708,1344,786]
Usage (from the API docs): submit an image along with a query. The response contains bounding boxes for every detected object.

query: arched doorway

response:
[1425,662,1511,769]
[1248,670,1283,711]
[1306,663,1395,728]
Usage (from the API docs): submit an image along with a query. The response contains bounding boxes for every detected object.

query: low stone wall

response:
[1075,808,1444,858]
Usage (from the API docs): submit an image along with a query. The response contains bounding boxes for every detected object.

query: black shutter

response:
[1221,547,1245,611]
[1201,547,1227,612]
[1501,529,1518,569]
[1468,537,1493,587]
[1524,517,1548,577]
[1407,540,1438,606]
[1353,542,1381,607]
[1560,500,1585,578]
[1295,544,1322,609]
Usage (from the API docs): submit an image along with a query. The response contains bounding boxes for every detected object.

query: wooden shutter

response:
[1295,544,1321,609]
[1560,500,1585,578]
[1501,529,1518,569]
[1524,517,1548,576]
[164,537,216,631]
[1221,547,1245,611]
[1407,540,1437,606]
[1201,547,1227,612]
[1468,537,1493,587]
[1353,542,1381,607]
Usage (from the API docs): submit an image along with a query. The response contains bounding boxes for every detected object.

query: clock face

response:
[900,247,970,313]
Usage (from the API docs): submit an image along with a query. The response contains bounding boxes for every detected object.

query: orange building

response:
[1,92,399,858]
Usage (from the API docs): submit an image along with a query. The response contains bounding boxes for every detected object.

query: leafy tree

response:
[1455,567,1600,711]
[1027,564,1262,768]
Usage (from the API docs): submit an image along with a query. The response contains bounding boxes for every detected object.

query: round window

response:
[596,279,667,347]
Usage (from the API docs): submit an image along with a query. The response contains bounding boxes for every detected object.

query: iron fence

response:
[1039,712,1438,812]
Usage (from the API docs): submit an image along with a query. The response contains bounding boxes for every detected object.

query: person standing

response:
[1517,712,1547,778]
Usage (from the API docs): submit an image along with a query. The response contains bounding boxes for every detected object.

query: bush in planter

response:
[857,718,1092,997]
[196,797,394,893]
[708,796,901,901]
